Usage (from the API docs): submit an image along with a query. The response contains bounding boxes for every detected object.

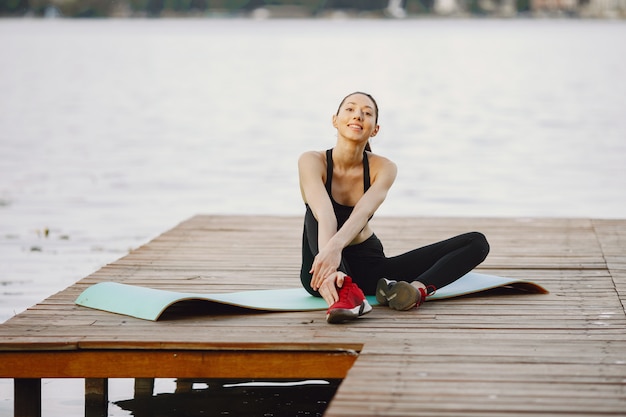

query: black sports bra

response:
[325,148,371,229]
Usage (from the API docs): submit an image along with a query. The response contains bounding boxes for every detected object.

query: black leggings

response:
[300,214,490,296]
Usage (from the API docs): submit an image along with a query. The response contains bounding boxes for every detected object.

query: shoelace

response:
[417,285,437,308]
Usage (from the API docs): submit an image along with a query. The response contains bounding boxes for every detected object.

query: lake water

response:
[1,17,625,415]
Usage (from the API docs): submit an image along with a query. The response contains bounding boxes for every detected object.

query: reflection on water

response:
[115,379,339,417]
[0,378,340,416]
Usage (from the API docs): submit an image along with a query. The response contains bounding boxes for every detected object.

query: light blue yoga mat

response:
[75,272,547,321]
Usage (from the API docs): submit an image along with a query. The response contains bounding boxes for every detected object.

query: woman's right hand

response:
[309,240,342,291]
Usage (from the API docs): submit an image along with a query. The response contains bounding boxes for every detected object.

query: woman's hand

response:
[310,240,343,291]
[317,271,347,306]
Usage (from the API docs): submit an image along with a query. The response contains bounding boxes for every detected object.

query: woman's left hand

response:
[310,242,342,291]
[317,272,347,306]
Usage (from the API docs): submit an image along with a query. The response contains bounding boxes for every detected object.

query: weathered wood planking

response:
[1,215,625,416]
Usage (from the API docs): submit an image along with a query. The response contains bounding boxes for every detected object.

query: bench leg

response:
[85,378,108,417]
[14,378,41,417]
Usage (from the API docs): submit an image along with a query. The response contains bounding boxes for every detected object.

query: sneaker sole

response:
[326,299,373,324]
[376,278,392,306]
[386,281,419,311]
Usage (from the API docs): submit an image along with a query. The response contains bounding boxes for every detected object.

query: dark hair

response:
[336,92,379,152]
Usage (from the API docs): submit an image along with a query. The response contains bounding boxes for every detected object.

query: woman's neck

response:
[332,141,366,169]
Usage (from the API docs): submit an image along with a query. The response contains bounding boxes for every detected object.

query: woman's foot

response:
[326,276,372,324]
[376,278,428,311]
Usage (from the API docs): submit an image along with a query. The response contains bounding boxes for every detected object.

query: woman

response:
[299,92,490,324]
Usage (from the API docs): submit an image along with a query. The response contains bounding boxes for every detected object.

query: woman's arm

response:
[298,151,341,288]
[329,156,397,251]
[298,150,337,249]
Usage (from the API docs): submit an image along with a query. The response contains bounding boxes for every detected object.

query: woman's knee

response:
[469,231,490,261]
[300,270,322,297]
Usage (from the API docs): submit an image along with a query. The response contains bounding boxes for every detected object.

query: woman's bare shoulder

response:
[298,150,326,168]
[368,152,397,172]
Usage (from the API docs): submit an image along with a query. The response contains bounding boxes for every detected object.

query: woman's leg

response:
[344,232,489,295]
[300,227,318,296]
[300,209,373,323]
[379,232,490,291]
[368,232,489,310]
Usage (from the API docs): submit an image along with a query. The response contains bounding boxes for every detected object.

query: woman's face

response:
[333,94,379,141]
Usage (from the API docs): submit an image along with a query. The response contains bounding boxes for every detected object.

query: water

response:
[1,17,625,415]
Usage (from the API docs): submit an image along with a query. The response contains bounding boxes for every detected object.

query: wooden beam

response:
[0,350,358,379]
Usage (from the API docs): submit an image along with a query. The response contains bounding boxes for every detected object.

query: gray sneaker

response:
[376,278,427,311]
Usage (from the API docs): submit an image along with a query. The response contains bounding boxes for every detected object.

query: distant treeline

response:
[1,0,524,18]
[4,0,381,17]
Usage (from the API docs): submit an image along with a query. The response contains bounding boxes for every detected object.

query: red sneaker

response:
[326,276,372,324]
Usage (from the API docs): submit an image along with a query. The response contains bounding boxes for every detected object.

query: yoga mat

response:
[75,272,547,321]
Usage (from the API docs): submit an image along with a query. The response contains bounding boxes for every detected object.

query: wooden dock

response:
[1,215,625,416]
